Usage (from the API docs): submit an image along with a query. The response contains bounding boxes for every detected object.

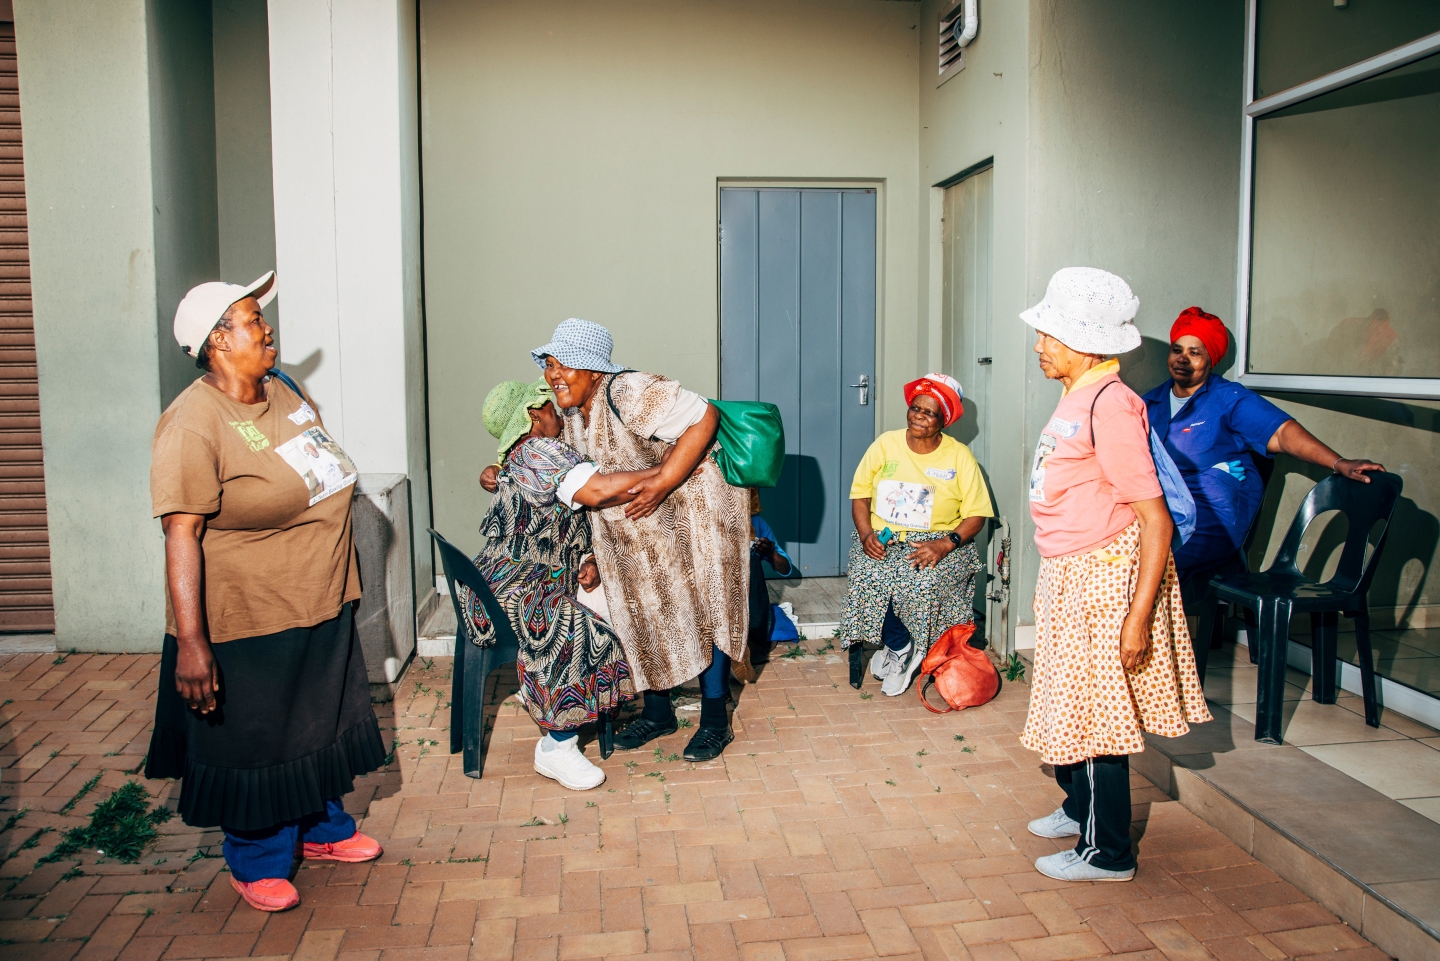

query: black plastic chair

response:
[429,529,521,778]
[1204,472,1402,744]
[429,528,615,777]
[1194,455,1275,682]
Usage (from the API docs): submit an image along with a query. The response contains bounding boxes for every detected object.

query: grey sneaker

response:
[871,644,910,680]
[1034,850,1135,883]
[881,645,924,697]
[1028,807,1081,839]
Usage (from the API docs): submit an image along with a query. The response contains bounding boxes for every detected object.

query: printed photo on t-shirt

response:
[1029,434,1057,503]
[875,479,934,529]
[274,427,359,506]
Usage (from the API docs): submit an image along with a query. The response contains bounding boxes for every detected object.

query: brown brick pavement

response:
[0,646,1391,961]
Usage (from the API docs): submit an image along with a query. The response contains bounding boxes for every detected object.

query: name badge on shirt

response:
[274,427,359,506]
[288,402,317,426]
[1047,417,1080,438]
[875,479,934,529]
[924,467,956,481]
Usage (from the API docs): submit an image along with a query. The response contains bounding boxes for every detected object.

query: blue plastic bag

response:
[1149,427,1197,546]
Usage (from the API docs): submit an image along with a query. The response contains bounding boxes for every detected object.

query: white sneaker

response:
[871,644,909,680]
[1034,850,1135,883]
[533,735,605,791]
[1028,807,1081,839]
[881,645,924,697]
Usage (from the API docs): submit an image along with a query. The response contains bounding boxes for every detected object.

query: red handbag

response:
[917,622,1001,714]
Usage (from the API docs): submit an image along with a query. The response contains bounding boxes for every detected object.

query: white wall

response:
[419,0,923,556]
[267,0,432,602]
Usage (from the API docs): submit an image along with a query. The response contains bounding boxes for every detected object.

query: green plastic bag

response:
[606,374,786,488]
[709,399,785,488]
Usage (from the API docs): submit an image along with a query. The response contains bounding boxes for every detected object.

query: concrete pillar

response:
[17,0,213,651]
[266,0,431,646]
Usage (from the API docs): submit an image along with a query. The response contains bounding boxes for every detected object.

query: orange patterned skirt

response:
[1021,521,1212,766]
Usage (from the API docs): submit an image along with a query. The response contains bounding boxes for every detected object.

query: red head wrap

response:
[904,373,964,427]
[1170,306,1229,366]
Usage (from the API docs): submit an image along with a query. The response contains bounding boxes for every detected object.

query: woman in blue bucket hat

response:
[526,318,753,762]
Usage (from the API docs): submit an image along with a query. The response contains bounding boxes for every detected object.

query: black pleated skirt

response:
[145,603,386,831]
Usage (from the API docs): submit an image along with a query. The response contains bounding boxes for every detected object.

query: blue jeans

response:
[223,798,356,882]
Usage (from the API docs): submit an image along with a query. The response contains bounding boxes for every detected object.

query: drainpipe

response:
[952,0,978,48]
[986,517,1011,656]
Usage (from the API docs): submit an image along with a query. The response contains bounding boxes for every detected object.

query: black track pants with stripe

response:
[1054,754,1135,871]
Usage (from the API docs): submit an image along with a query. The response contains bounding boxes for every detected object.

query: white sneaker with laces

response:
[881,644,924,697]
[1034,850,1135,882]
[1028,807,1081,839]
[871,644,910,680]
[533,735,605,791]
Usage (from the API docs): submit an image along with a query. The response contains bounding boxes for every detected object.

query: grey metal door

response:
[719,187,877,576]
[942,164,995,643]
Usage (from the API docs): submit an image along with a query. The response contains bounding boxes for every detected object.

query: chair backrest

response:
[1267,473,1403,594]
[428,529,520,650]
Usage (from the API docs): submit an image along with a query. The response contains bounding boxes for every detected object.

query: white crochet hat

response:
[1020,267,1141,355]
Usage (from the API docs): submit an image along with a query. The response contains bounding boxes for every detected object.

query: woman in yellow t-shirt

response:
[841,373,994,695]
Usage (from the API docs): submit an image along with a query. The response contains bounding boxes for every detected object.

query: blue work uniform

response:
[1142,375,1291,583]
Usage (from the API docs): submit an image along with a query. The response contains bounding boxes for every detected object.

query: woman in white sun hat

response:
[1018,267,1210,884]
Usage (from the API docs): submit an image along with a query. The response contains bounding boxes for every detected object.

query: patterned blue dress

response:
[456,436,636,730]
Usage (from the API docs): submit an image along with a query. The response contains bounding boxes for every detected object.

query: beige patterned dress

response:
[561,372,751,692]
[1021,521,1212,766]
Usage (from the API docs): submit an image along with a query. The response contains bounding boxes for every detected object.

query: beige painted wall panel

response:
[420,0,921,555]
[1020,0,1246,615]
[917,0,1032,619]
[16,0,168,649]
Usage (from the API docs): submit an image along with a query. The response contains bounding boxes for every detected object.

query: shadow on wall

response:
[762,454,826,546]
[1119,335,1173,394]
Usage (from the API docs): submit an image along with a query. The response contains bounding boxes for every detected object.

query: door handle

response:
[849,374,869,406]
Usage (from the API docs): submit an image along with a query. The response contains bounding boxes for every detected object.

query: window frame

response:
[1235,1,1440,400]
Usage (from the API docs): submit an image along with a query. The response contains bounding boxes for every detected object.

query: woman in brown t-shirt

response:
[146,273,386,914]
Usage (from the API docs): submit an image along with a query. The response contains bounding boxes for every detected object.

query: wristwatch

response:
[947,532,963,549]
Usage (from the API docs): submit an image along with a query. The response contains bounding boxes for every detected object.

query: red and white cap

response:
[904,372,964,426]
[172,271,277,356]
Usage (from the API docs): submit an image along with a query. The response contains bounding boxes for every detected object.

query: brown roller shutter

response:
[0,23,54,633]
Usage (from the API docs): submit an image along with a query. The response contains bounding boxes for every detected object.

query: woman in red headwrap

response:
[840,373,995,695]
[1142,307,1384,608]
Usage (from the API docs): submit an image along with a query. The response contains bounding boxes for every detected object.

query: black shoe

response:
[683,723,733,762]
[849,644,865,689]
[613,716,678,751]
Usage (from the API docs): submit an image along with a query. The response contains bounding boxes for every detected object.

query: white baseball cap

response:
[172,271,278,357]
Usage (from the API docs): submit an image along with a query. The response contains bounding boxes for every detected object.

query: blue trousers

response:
[223,798,356,882]
[699,644,730,699]
[881,602,912,652]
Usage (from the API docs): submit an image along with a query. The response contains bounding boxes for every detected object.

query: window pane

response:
[1248,52,1440,378]
[1256,0,1440,99]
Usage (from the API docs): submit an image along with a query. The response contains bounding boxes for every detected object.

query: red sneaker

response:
[302,831,383,863]
[230,876,300,912]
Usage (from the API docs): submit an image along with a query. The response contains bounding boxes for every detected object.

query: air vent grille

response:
[938,4,966,85]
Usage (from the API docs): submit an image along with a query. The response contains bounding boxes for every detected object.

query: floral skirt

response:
[1021,521,1212,766]
[840,530,982,657]
[458,554,635,732]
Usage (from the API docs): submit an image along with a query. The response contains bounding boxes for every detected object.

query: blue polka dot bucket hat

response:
[530,318,625,373]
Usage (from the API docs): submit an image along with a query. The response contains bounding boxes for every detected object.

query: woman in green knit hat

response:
[456,378,656,791]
